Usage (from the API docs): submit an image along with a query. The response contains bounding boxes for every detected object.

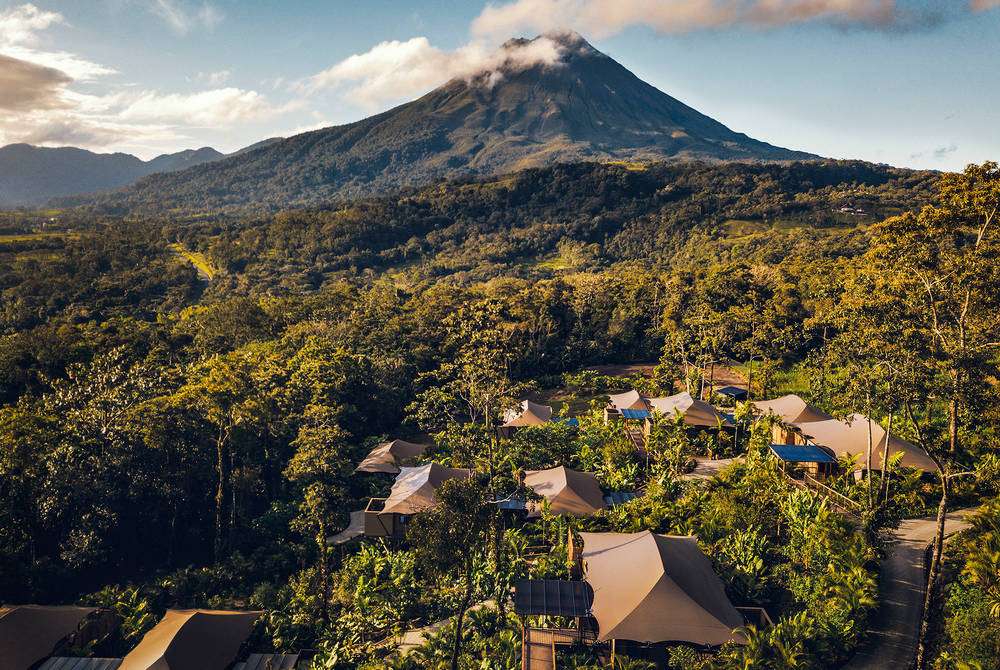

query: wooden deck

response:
[521,628,582,670]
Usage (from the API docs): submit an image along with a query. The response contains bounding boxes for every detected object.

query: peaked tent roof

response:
[355,439,427,474]
[608,390,648,411]
[647,392,732,428]
[523,466,606,516]
[503,400,554,428]
[752,394,833,425]
[119,609,261,670]
[380,463,473,515]
[795,414,938,472]
[0,605,98,670]
[580,531,744,646]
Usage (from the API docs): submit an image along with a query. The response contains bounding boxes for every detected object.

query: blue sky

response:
[1,0,998,171]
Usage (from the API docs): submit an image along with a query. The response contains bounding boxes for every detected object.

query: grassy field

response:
[168,243,217,280]
[731,361,811,398]
[0,231,74,242]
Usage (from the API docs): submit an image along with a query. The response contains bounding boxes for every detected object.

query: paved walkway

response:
[396,601,495,655]
[845,509,974,670]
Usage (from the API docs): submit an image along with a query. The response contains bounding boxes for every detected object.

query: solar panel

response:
[770,444,837,463]
[620,409,651,420]
[513,579,594,617]
[603,491,637,506]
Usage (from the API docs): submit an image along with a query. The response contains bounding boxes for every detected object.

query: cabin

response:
[769,444,838,479]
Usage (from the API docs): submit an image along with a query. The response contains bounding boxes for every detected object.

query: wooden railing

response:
[784,471,862,519]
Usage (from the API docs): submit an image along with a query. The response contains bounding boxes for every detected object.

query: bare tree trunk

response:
[213,427,230,562]
[915,472,949,670]
[451,560,475,670]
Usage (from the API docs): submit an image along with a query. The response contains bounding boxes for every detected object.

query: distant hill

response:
[0,144,224,207]
[101,31,818,211]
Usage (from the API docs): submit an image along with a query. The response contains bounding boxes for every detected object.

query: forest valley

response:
[1,160,999,670]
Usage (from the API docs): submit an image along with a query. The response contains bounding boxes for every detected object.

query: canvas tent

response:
[355,439,426,474]
[647,392,732,428]
[753,394,833,425]
[0,605,99,670]
[608,390,648,411]
[579,531,745,646]
[503,400,554,428]
[523,466,606,516]
[118,609,261,670]
[794,414,938,472]
[380,463,472,515]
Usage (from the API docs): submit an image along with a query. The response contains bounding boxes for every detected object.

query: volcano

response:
[110,31,817,209]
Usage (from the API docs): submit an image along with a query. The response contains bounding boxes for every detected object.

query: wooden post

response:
[610,639,616,667]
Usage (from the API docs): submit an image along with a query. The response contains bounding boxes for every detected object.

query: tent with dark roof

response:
[523,466,606,516]
[118,609,261,670]
[580,531,745,646]
[0,605,99,670]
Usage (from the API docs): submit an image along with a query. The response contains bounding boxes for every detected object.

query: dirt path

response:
[844,509,975,670]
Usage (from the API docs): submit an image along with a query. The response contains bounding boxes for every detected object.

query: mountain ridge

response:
[0,143,225,207]
[90,32,819,211]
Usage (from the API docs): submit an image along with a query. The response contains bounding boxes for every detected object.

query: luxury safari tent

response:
[795,414,938,473]
[118,609,261,670]
[646,392,733,430]
[0,605,115,670]
[504,400,553,427]
[580,531,746,647]
[753,394,833,444]
[354,439,426,474]
[523,466,606,517]
[364,463,472,539]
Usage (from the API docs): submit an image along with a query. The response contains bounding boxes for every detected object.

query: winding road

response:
[844,509,974,670]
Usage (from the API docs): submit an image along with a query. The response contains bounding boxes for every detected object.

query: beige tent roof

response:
[608,390,648,411]
[523,466,606,516]
[580,531,744,646]
[355,439,427,474]
[380,463,472,515]
[0,605,98,670]
[648,392,732,428]
[503,400,554,428]
[753,394,833,425]
[119,609,261,670]
[795,414,938,472]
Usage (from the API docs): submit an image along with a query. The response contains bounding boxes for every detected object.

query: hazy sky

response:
[1,0,997,171]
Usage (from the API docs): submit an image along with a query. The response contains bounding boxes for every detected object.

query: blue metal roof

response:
[556,417,580,427]
[715,386,749,399]
[620,408,651,420]
[770,444,837,463]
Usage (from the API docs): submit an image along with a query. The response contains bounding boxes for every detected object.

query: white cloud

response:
[194,69,231,86]
[306,36,564,109]
[0,3,61,45]
[0,3,296,157]
[471,0,900,39]
[120,88,287,125]
[148,0,223,35]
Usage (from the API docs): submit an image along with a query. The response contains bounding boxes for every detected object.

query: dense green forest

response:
[1,160,998,669]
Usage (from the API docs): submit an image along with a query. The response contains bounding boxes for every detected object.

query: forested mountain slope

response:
[93,32,816,211]
[0,144,224,207]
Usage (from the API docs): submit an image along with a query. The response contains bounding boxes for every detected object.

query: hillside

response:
[99,32,817,211]
[0,144,224,207]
